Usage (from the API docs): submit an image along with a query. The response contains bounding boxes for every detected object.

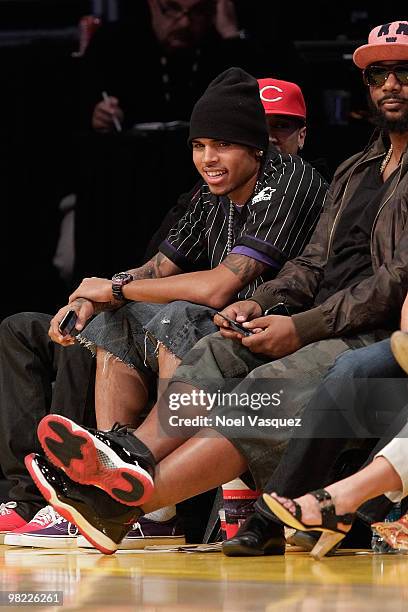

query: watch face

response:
[112,272,132,285]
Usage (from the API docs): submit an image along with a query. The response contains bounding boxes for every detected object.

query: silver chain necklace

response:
[227,201,235,254]
[227,179,262,253]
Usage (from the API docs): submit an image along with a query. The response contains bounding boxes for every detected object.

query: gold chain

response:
[380,145,393,175]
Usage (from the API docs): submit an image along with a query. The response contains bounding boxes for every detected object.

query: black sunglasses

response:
[363,64,408,87]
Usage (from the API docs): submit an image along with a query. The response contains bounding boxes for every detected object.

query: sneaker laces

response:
[32,510,78,535]
[67,522,79,536]
[130,521,144,537]
[109,422,133,435]
[51,513,78,535]
[29,505,60,527]
[0,501,17,516]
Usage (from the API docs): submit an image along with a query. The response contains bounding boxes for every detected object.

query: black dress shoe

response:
[287,529,320,551]
[222,512,285,557]
[25,453,143,555]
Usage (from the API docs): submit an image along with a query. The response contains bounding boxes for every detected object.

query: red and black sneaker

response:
[37,415,155,507]
[25,453,143,554]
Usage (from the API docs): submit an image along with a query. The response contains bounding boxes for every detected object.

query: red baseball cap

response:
[353,21,408,69]
[257,78,306,121]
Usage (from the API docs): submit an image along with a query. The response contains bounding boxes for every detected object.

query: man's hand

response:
[49,299,95,346]
[214,300,262,340]
[214,0,239,39]
[239,315,302,358]
[92,97,124,132]
[69,278,113,304]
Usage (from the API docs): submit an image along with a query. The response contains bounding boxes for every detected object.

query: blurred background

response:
[0,1,399,319]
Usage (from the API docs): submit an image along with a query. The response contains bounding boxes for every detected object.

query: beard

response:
[368,94,408,133]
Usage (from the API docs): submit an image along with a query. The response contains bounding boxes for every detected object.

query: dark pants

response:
[256,339,408,523]
[0,313,95,519]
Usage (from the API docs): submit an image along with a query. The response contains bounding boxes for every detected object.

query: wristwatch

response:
[111,272,133,301]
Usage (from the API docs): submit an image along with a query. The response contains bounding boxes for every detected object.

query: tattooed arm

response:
[68,253,268,311]
[68,252,183,305]
[220,254,266,288]
[127,252,183,280]
[118,253,268,309]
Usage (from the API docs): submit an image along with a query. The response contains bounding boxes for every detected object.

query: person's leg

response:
[141,431,247,513]
[131,331,270,460]
[266,443,404,547]
[94,344,181,430]
[80,301,218,430]
[258,338,405,505]
[262,397,408,559]
[355,406,408,523]
[0,312,95,521]
[78,303,162,429]
[93,344,183,537]
[94,349,151,429]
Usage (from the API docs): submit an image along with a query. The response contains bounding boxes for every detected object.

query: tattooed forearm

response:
[221,254,266,285]
[127,259,157,280]
[127,252,180,280]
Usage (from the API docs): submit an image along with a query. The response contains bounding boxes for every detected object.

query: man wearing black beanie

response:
[189,67,269,152]
[15,68,327,554]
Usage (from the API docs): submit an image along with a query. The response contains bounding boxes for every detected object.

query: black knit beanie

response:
[188,67,268,151]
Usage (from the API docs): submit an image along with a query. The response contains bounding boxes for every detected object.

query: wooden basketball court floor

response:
[1,545,407,611]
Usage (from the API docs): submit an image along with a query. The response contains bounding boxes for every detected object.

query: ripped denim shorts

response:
[77,300,218,383]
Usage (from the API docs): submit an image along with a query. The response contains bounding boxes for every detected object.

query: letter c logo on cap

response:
[260,85,283,103]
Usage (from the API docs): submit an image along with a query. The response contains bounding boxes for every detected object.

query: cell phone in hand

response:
[58,310,78,336]
[216,312,254,336]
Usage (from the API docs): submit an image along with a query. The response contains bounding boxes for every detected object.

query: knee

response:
[0,312,34,342]
[178,333,220,366]
[330,349,358,374]
[330,342,392,379]
[0,312,52,348]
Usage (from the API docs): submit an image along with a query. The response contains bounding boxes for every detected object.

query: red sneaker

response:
[0,502,27,542]
[4,505,64,546]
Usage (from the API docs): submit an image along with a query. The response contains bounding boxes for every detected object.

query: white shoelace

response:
[130,521,144,537]
[0,501,18,516]
[49,514,78,536]
[28,506,78,535]
[67,522,79,536]
[28,505,60,527]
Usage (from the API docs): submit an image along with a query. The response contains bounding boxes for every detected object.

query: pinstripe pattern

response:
[160,146,328,299]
